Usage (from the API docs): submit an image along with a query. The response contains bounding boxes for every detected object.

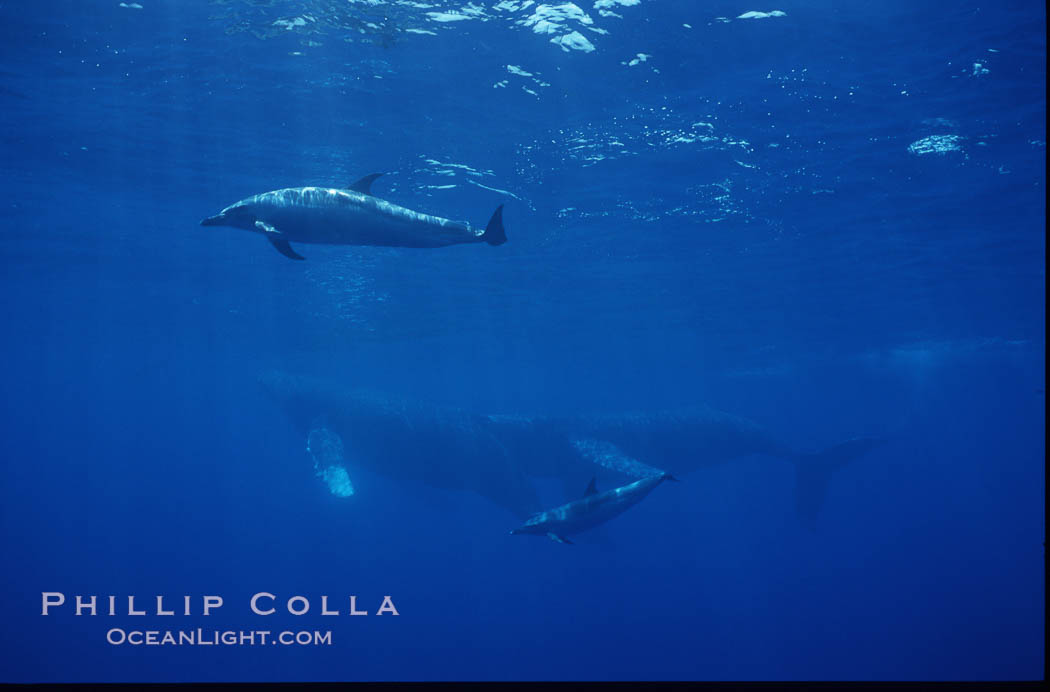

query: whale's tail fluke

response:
[792,437,885,528]
[482,205,507,246]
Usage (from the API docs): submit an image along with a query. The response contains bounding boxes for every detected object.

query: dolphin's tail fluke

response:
[482,205,507,246]
[791,437,885,529]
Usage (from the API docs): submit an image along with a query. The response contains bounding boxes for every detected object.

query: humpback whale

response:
[260,370,883,527]
[201,173,506,260]
[511,474,679,544]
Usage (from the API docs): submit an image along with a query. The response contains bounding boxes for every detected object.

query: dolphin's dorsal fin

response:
[347,173,384,195]
[584,477,598,497]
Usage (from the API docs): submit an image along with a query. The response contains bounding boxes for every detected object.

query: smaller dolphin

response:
[510,473,678,544]
[201,173,506,260]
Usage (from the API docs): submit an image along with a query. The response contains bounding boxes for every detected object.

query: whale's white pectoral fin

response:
[547,533,573,544]
[571,438,667,479]
[317,464,354,497]
[307,425,355,497]
[347,173,385,195]
[268,237,306,261]
[255,220,280,234]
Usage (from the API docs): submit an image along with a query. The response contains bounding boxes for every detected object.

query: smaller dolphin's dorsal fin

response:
[347,173,384,195]
[584,477,598,497]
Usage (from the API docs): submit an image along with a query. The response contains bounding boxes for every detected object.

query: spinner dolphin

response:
[511,474,679,544]
[201,173,506,260]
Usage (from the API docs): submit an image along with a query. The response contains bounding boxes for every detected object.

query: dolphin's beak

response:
[200,214,224,227]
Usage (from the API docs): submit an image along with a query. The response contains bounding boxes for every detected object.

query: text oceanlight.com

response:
[106,629,332,646]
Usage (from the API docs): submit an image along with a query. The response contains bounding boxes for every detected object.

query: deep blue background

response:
[0,0,1044,682]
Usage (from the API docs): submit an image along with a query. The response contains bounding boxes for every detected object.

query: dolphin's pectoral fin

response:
[268,237,306,261]
[347,173,384,195]
[547,533,573,545]
[254,218,304,259]
[306,425,355,498]
[571,438,667,479]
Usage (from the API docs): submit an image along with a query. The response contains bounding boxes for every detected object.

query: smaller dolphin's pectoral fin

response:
[584,477,598,497]
[547,533,573,545]
[255,220,280,234]
[268,237,306,261]
[347,173,384,195]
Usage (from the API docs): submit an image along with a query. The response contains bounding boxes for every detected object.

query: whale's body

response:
[511,474,678,544]
[201,174,506,260]
[260,371,883,527]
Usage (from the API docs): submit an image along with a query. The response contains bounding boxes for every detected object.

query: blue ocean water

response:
[0,0,1044,682]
